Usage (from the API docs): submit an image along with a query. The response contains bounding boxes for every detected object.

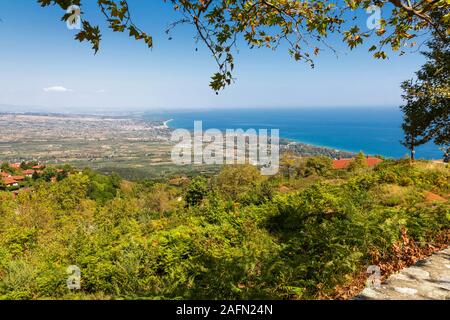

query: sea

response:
[145,107,443,159]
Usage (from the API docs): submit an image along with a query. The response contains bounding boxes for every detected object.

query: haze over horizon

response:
[0,103,403,115]
[0,1,429,111]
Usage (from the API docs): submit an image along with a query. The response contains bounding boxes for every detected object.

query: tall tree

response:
[400,82,431,160]
[37,0,449,91]
[400,10,449,160]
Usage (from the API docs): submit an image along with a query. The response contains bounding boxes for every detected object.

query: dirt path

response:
[356,248,450,300]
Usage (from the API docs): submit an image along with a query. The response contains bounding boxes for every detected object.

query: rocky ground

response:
[356,247,450,300]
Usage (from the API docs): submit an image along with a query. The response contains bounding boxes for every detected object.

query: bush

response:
[346,152,368,172]
[216,165,263,201]
[185,177,208,207]
[304,156,333,177]
[0,160,448,300]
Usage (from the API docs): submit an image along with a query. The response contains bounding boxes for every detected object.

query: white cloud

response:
[43,86,74,93]
[95,89,106,93]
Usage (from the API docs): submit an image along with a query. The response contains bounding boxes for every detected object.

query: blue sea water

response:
[146,107,443,159]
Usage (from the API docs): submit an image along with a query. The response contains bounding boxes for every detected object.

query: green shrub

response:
[185,177,208,207]
[0,160,448,300]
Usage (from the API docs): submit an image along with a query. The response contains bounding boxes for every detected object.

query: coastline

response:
[280,138,355,159]
[149,107,447,159]
[284,138,357,157]
[164,117,356,159]
[163,119,174,129]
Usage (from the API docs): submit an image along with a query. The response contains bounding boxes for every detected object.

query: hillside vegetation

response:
[0,157,448,299]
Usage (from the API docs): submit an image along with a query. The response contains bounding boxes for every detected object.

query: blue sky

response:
[0,1,426,112]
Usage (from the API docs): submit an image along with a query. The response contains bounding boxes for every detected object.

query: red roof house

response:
[0,172,11,178]
[366,157,384,167]
[2,177,18,187]
[22,169,35,176]
[333,157,383,169]
[333,159,353,170]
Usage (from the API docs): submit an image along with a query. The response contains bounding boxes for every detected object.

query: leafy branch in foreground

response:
[38,0,449,91]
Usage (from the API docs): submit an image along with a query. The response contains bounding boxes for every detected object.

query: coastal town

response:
[0,112,368,180]
[0,112,176,179]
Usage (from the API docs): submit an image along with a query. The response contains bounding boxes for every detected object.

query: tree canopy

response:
[400,9,449,159]
[38,0,449,91]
